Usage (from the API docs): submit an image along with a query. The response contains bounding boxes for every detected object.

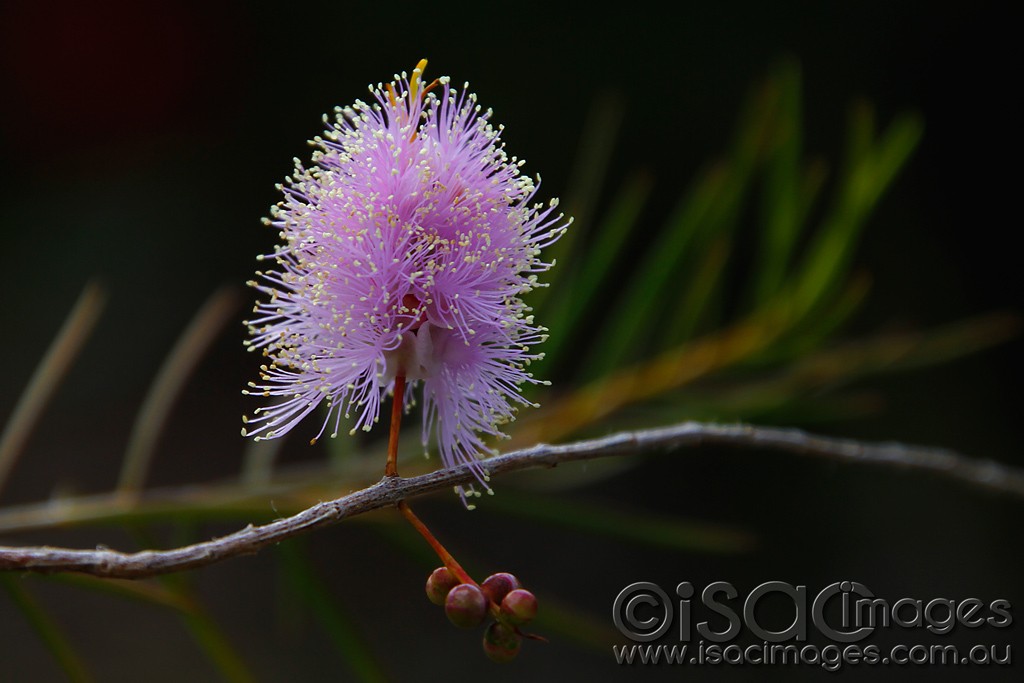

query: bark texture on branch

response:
[2,422,1021,578]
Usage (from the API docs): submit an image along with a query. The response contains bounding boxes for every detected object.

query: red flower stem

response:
[385,373,476,586]
[384,374,406,478]
[397,500,476,586]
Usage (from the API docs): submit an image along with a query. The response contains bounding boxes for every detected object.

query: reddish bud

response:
[483,622,522,663]
[445,583,487,628]
[500,589,538,625]
[480,572,520,605]
[425,567,459,606]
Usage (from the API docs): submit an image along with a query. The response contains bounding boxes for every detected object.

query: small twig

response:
[0,281,107,498]
[1,575,94,682]
[1,421,1022,578]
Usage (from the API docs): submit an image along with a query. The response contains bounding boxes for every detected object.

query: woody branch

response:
[2,421,1022,579]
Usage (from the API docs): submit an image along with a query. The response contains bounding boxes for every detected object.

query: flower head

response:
[243,60,568,500]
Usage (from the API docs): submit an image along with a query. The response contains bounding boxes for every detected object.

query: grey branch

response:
[2,422,1022,579]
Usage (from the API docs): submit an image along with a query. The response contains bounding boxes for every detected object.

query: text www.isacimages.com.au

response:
[613,641,1012,670]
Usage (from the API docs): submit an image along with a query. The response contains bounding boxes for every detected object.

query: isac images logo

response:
[612,580,1013,670]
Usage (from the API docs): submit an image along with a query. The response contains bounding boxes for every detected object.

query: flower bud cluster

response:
[425,567,539,662]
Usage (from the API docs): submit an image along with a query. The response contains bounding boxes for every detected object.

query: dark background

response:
[0,1,1019,681]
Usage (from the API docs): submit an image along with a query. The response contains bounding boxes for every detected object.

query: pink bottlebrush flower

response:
[243,60,568,501]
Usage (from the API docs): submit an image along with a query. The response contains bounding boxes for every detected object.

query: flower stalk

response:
[384,375,405,478]
[397,500,474,586]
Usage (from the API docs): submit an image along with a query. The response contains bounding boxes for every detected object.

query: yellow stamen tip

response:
[409,58,428,101]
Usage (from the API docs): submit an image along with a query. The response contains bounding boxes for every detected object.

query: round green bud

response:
[483,622,522,663]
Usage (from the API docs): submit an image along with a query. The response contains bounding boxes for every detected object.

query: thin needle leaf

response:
[0,281,106,497]
[488,493,754,553]
[752,59,807,305]
[584,161,730,376]
[532,91,624,315]
[117,286,242,496]
[542,171,653,369]
[277,541,388,683]
[790,106,923,319]
[133,524,258,683]
[1,575,94,683]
